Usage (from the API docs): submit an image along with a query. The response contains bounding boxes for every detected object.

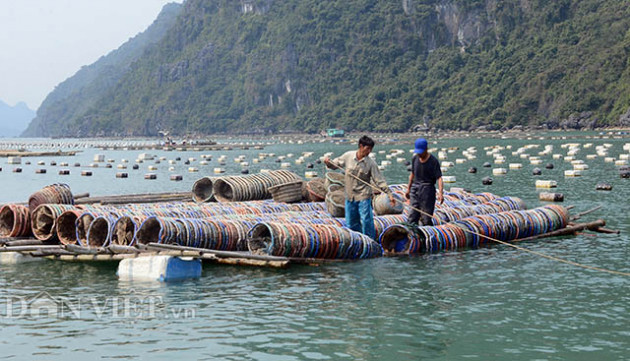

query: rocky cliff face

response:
[435,2,491,51]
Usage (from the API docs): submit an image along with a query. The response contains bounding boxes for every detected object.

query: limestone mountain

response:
[25,0,630,137]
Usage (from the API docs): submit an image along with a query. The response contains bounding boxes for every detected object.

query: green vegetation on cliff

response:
[25,0,630,137]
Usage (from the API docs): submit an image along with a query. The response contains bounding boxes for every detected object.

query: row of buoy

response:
[192,170,301,203]
[380,205,569,253]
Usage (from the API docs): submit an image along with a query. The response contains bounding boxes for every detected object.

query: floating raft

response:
[0,180,617,279]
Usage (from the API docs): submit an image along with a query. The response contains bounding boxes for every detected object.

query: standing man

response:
[405,138,444,226]
[324,135,395,240]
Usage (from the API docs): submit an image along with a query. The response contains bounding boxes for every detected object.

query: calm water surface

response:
[0,134,628,360]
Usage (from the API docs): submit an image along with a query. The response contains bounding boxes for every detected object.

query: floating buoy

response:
[595,182,612,191]
[0,252,43,265]
[116,172,128,178]
[535,180,557,188]
[539,192,564,202]
[482,177,493,185]
[117,256,202,282]
[8,157,21,164]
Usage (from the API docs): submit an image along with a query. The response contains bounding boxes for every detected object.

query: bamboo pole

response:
[570,205,603,221]
[512,220,606,243]
[0,245,62,252]
[143,243,290,263]
[213,257,289,268]
[75,192,192,205]
[3,239,45,247]
[592,227,620,234]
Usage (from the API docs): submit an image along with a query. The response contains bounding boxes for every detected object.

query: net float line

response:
[247,222,383,259]
[212,170,302,202]
[28,183,74,214]
[0,204,32,238]
[31,204,78,242]
[380,205,570,254]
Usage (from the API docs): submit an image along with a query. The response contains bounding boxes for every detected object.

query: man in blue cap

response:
[405,138,443,226]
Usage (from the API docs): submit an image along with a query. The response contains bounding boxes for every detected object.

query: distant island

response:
[0,100,35,137]
[22,0,630,138]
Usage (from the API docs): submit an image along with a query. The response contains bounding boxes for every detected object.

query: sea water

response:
[0,134,628,360]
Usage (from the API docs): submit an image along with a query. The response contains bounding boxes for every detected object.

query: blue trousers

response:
[345,199,376,240]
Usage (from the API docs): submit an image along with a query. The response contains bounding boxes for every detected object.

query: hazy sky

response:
[0,0,183,110]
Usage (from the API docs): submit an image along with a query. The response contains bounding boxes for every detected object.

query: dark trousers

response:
[407,184,436,226]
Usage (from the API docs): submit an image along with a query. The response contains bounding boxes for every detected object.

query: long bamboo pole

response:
[512,219,606,243]
[75,192,192,205]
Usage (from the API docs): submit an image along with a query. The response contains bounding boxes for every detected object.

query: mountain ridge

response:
[0,100,35,137]
[23,0,630,137]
